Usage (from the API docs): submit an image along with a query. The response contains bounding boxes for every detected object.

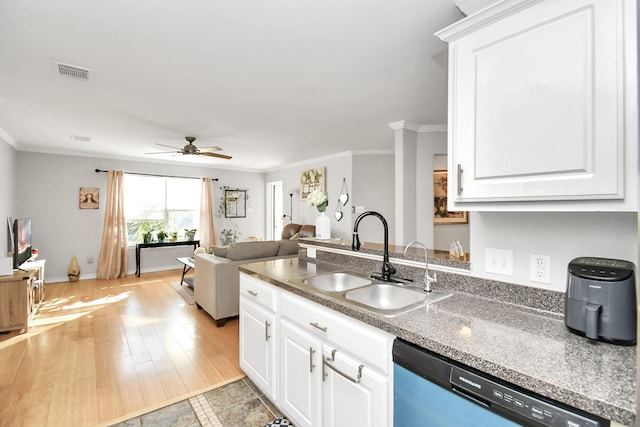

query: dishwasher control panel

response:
[450,367,601,426]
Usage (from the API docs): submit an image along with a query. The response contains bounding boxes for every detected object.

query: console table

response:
[135,240,200,277]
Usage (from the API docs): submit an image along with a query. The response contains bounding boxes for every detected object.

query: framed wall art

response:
[224,189,247,218]
[300,167,326,199]
[79,187,99,209]
[433,170,467,224]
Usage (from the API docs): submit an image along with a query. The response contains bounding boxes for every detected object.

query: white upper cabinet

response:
[436,0,638,211]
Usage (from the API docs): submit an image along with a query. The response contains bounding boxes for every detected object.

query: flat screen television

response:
[13,218,32,268]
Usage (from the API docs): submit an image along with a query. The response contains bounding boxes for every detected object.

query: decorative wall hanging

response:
[334,199,343,221]
[300,167,326,200]
[79,187,99,209]
[433,170,468,224]
[339,178,349,205]
[224,189,247,218]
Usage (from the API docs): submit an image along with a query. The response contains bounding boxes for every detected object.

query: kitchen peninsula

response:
[239,238,635,426]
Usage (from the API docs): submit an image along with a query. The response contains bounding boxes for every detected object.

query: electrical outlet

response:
[87,257,94,264]
[530,254,551,284]
[485,248,513,276]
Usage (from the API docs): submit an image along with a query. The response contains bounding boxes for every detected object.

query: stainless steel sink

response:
[345,284,452,316]
[289,271,453,317]
[299,272,373,293]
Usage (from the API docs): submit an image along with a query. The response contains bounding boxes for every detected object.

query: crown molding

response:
[0,126,17,148]
[436,0,542,42]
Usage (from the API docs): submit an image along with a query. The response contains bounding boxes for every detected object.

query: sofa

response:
[194,223,315,326]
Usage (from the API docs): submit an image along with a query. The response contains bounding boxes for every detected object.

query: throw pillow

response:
[211,246,228,258]
[226,241,280,261]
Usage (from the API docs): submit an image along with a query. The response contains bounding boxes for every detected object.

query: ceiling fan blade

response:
[197,146,223,152]
[155,143,182,150]
[145,150,181,155]
[200,152,233,160]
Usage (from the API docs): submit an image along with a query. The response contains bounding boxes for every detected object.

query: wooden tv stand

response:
[0,269,36,333]
[0,259,45,333]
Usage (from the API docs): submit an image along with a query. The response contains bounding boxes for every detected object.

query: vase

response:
[315,211,331,240]
[68,256,80,282]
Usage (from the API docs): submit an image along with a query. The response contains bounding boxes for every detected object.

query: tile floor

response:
[109,378,287,427]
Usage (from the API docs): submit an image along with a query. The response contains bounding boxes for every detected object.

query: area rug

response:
[169,281,195,305]
[105,377,291,427]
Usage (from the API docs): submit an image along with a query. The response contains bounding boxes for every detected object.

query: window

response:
[124,175,200,243]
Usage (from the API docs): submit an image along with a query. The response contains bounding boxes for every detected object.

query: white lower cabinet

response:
[239,275,277,401]
[239,273,394,427]
[321,344,389,427]
[279,319,322,427]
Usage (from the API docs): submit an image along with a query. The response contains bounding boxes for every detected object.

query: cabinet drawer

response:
[280,291,393,374]
[240,273,277,312]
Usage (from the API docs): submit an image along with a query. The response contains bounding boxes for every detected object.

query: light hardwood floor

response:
[0,269,244,427]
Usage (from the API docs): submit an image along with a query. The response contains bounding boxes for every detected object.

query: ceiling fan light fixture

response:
[145,136,232,160]
[182,144,199,155]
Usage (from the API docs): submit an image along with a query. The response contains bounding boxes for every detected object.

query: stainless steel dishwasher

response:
[392,339,608,426]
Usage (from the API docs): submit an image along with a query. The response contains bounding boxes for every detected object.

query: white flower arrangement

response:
[307,189,329,212]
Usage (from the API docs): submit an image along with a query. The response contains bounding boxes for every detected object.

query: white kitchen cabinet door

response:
[437,0,633,209]
[321,345,390,427]
[278,319,322,427]
[239,298,276,401]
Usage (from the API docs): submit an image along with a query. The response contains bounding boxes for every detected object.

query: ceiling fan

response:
[145,136,232,159]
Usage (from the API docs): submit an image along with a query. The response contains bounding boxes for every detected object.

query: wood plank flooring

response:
[0,270,244,427]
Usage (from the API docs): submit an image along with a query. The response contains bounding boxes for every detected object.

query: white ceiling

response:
[0,1,462,171]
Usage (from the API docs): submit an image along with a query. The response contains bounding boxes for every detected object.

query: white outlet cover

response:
[530,254,551,284]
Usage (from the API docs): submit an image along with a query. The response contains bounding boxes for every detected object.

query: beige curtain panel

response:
[199,177,217,250]
[97,170,128,279]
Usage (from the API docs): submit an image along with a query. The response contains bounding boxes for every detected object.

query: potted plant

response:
[184,228,197,241]
[157,227,168,242]
[169,231,178,242]
[139,223,154,244]
[220,228,238,246]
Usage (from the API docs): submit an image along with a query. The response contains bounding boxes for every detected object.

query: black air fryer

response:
[565,257,636,345]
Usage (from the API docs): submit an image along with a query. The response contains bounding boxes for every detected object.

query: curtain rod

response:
[95,168,218,181]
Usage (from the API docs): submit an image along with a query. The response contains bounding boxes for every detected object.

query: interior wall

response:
[470,211,638,292]
[0,138,16,257]
[352,152,395,245]
[16,152,265,282]
[265,152,354,240]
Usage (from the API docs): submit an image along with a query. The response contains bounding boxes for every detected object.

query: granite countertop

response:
[240,257,636,425]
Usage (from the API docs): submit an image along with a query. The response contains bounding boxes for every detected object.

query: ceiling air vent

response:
[56,62,90,81]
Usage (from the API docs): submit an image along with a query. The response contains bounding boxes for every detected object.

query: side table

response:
[177,257,195,287]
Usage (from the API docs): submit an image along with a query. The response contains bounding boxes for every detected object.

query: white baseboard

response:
[45,265,180,284]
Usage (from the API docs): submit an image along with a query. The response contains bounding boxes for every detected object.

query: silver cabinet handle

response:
[310,322,327,332]
[265,320,271,342]
[457,164,463,196]
[322,356,364,384]
[309,347,316,373]
[247,290,258,296]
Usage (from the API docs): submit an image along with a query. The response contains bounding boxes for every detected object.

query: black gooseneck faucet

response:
[352,211,396,282]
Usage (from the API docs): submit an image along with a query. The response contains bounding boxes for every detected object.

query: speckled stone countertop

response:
[239,257,636,425]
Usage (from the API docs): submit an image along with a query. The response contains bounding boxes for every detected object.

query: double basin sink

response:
[289,271,452,317]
